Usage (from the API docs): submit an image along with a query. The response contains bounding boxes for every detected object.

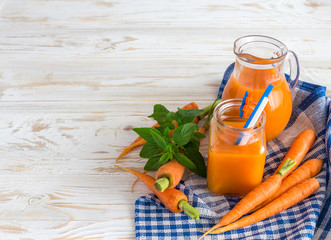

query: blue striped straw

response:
[235,84,274,145]
[243,84,273,128]
[240,91,249,118]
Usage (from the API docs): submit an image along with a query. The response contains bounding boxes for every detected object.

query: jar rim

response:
[213,98,266,133]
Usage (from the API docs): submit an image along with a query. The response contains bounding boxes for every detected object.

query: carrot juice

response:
[207,100,267,196]
[222,63,292,142]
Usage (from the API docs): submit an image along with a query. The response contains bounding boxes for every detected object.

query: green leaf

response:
[193,131,206,139]
[140,142,162,158]
[183,148,207,178]
[155,122,175,134]
[184,131,206,150]
[173,146,180,153]
[174,152,197,170]
[184,139,199,150]
[133,128,161,143]
[164,127,171,140]
[165,143,172,152]
[176,109,204,124]
[133,127,166,152]
[161,152,172,162]
[148,104,169,124]
[144,154,169,171]
[165,144,174,160]
[165,112,176,122]
[150,130,167,151]
[172,123,199,146]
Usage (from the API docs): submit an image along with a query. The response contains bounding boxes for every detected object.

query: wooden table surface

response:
[0,0,330,239]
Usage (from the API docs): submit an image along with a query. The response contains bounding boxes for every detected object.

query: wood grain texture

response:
[0,0,330,239]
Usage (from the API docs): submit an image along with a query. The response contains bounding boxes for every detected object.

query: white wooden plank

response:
[0,0,330,30]
[0,220,136,239]
[0,29,329,61]
[0,60,329,102]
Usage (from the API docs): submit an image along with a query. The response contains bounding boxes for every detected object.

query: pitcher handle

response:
[286,50,300,91]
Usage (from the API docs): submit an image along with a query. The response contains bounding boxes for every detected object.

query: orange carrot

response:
[201,178,320,236]
[131,170,149,192]
[251,158,323,212]
[115,165,200,219]
[182,102,200,111]
[116,138,146,163]
[116,102,199,162]
[154,160,185,192]
[274,129,316,180]
[198,127,206,135]
[199,158,296,239]
[154,127,206,192]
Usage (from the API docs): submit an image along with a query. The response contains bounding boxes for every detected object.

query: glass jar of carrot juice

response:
[207,99,266,196]
[221,35,299,142]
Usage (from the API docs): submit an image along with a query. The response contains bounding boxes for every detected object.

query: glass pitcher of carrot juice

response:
[207,99,267,196]
[221,35,299,142]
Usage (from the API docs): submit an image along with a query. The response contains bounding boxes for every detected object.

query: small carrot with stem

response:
[115,165,200,220]
[250,158,323,213]
[154,160,185,192]
[273,128,316,180]
[198,158,296,239]
[154,127,206,192]
[116,102,200,163]
[200,178,320,237]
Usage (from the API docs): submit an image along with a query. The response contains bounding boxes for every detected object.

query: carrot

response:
[116,102,199,162]
[198,158,296,239]
[273,129,316,180]
[116,138,146,163]
[154,127,206,192]
[250,158,323,212]
[131,170,149,192]
[201,178,320,236]
[115,165,200,220]
[182,102,200,111]
[154,160,185,192]
[198,127,206,135]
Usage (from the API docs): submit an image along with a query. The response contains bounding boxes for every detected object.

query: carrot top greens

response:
[133,104,207,177]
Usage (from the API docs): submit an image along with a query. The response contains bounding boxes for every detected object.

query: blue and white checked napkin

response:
[135,63,331,240]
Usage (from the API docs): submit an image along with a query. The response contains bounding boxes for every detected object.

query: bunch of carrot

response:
[198,128,323,239]
[117,102,199,189]
[115,101,217,219]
